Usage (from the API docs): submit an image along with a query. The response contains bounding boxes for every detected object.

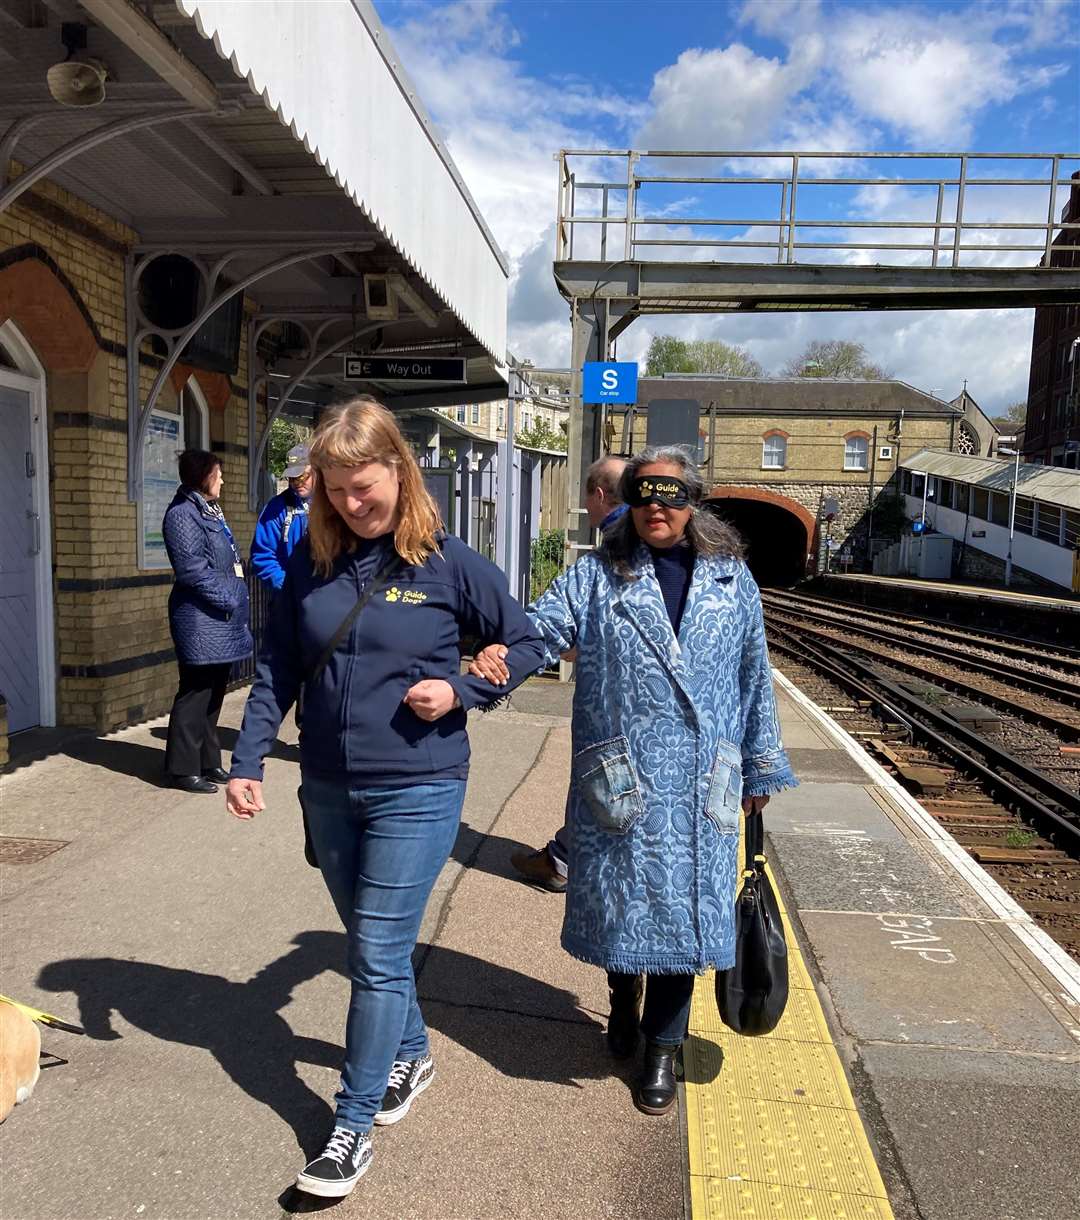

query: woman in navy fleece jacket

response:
[226,397,544,1200]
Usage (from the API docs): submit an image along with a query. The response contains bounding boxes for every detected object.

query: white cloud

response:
[635,42,822,151]
[383,0,1068,408]
[831,12,1058,145]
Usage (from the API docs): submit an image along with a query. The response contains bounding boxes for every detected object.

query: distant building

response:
[1023,172,1080,467]
[627,375,972,583]
[439,366,569,448]
[948,388,1001,457]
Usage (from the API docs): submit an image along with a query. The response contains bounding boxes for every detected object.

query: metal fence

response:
[555,150,1080,268]
[229,570,273,690]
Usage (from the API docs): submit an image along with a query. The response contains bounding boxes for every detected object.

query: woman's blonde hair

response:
[307,396,441,575]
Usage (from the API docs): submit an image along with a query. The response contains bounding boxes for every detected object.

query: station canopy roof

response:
[0,0,509,408]
[903,449,1080,512]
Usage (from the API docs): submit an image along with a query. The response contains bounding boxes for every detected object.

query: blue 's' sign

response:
[582,361,638,404]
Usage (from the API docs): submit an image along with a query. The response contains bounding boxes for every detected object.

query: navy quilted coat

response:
[162,489,252,666]
[528,545,796,975]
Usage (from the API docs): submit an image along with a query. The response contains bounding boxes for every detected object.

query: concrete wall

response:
[1,166,268,748]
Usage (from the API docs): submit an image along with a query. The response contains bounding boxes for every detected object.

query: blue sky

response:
[380,0,1080,410]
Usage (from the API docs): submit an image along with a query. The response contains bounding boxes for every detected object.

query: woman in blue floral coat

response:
[493,445,796,1114]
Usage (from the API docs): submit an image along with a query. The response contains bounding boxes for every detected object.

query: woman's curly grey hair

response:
[599,445,745,579]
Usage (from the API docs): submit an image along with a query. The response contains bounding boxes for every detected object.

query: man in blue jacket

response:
[508,455,626,892]
[251,444,312,591]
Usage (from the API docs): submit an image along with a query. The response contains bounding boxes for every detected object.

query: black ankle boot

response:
[634,1042,678,1115]
[606,974,643,1059]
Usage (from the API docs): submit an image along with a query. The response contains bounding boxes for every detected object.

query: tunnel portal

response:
[705,495,812,587]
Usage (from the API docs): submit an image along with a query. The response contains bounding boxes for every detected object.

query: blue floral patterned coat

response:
[529,545,796,975]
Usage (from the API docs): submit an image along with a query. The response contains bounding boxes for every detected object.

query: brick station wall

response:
[622,410,954,565]
[1,165,265,749]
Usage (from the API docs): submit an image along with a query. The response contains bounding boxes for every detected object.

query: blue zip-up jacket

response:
[229,533,546,784]
[250,488,309,590]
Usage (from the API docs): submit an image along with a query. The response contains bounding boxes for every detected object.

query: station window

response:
[497,404,505,430]
[953,483,969,513]
[761,434,787,469]
[181,382,208,451]
[936,478,954,508]
[843,435,869,471]
[471,403,480,425]
[1065,510,1080,548]
[971,488,989,519]
[989,493,1009,527]
[1036,504,1061,543]
[1013,498,1035,535]
[456,405,466,423]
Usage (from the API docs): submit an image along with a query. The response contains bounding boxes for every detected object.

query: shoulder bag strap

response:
[744,808,766,872]
[308,552,401,685]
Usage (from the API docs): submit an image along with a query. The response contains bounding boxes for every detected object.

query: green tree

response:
[644,335,763,377]
[267,417,304,478]
[990,402,1025,431]
[517,417,567,452]
[783,339,889,379]
[529,528,565,602]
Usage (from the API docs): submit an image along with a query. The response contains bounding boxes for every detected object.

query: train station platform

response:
[1,674,1078,1219]
[816,572,1079,647]
[821,572,1080,610]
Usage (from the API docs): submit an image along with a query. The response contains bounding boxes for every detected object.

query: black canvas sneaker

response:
[295,1126,373,1198]
[373,1053,435,1126]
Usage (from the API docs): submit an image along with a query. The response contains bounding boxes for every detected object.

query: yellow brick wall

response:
[2,165,266,739]
[623,412,954,485]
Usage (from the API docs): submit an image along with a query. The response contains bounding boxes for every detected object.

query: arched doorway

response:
[705,487,815,587]
[0,320,56,730]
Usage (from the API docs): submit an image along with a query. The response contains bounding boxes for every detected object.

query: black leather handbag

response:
[715,810,789,1035]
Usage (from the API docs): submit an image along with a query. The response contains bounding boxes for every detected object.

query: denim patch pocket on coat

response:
[573,736,645,833]
[704,737,743,832]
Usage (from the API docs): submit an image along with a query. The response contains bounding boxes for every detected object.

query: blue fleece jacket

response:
[229,533,546,784]
[250,488,309,590]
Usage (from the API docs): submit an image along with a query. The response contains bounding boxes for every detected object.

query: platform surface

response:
[1,674,1078,1220]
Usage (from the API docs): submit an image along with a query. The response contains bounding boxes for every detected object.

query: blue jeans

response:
[608,971,695,1048]
[301,774,466,1133]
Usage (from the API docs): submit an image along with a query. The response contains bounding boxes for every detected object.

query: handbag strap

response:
[309,552,400,685]
[744,809,766,873]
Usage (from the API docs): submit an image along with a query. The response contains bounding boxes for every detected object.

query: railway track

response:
[766,621,1080,961]
[764,587,1080,679]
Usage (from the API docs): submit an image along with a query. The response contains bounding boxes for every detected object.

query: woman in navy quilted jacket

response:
[162,449,252,794]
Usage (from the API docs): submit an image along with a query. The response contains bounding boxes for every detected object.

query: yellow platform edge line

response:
[686,837,895,1219]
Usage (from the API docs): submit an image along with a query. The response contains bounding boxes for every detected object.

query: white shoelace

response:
[322,1126,358,1165]
[386,1060,411,1091]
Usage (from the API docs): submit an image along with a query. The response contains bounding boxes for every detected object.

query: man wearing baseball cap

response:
[251,444,312,591]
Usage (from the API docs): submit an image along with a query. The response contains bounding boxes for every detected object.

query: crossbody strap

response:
[308,552,401,685]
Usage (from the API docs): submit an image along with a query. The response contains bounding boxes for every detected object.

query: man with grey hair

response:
[507,454,627,892]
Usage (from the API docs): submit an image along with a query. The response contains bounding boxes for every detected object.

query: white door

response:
[0,385,41,732]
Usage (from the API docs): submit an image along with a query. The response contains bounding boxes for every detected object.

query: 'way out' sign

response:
[582,361,638,404]
[343,354,466,383]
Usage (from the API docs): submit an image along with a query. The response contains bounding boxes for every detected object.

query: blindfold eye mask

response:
[626,475,693,509]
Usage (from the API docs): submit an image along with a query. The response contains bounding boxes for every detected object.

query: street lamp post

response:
[999,443,1021,587]
[920,471,933,526]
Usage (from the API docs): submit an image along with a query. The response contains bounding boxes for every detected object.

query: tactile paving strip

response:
[690,973,833,1045]
[684,1032,852,1110]
[686,833,894,1218]
[691,1176,894,1220]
